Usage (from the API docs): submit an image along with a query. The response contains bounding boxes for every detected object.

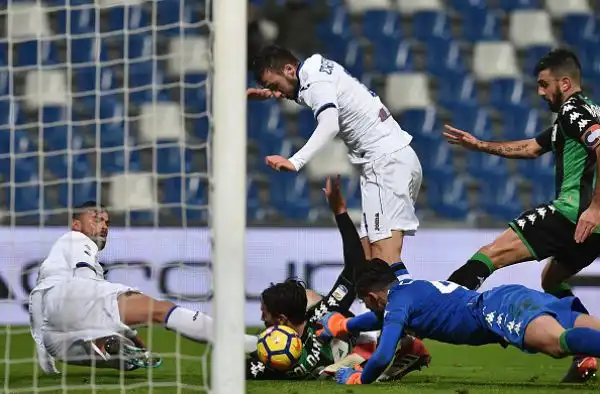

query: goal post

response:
[210,0,247,393]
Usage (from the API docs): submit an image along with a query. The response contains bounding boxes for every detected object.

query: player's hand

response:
[335,367,362,384]
[574,203,600,243]
[316,312,349,339]
[265,155,297,172]
[247,88,281,100]
[323,175,347,215]
[442,124,482,151]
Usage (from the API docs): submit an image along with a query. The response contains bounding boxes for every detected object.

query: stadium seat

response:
[362,10,402,42]
[523,45,553,73]
[316,7,352,42]
[55,7,96,35]
[561,15,599,47]
[58,180,98,208]
[325,39,365,77]
[401,108,440,150]
[24,70,69,108]
[482,178,523,221]
[305,139,355,180]
[448,0,487,12]
[167,36,210,76]
[297,109,316,140]
[497,0,541,11]
[68,37,110,66]
[466,151,508,181]
[109,172,156,212]
[15,40,59,67]
[182,73,208,112]
[155,0,202,36]
[138,102,186,143]
[395,0,443,14]
[437,75,478,109]
[40,106,74,151]
[45,136,92,180]
[384,73,431,112]
[462,8,502,42]
[473,42,520,81]
[372,39,415,74]
[105,5,150,33]
[154,142,194,174]
[425,40,467,78]
[101,143,142,175]
[428,177,469,220]
[0,130,36,177]
[346,0,392,15]
[4,2,51,39]
[163,175,207,221]
[413,11,452,43]
[546,0,591,18]
[450,105,492,140]
[509,10,555,49]
[489,78,527,110]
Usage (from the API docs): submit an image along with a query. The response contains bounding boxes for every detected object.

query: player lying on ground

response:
[248,45,422,275]
[29,201,257,374]
[246,176,430,381]
[318,260,600,385]
[442,48,600,381]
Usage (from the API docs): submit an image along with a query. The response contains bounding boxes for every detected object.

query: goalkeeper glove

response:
[335,367,362,384]
[316,312,349,340]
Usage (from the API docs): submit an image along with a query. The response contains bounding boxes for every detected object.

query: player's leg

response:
[117,292,258,352]
[541,258,579,299]
[448,203,569,290]
[360,146,421,270]
[523,315,568,358]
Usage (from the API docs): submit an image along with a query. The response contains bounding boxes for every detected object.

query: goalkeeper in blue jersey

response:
[318,260,600,384]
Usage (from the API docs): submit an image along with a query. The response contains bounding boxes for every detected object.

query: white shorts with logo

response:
[34,278,139,361]
[358,145,422,243]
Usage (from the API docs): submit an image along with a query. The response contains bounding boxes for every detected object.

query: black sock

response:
[447,253,495,290]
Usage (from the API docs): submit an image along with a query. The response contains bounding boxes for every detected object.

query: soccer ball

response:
[256,325,303,371]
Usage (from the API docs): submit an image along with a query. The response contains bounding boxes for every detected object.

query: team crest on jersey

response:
[331,284,348,302]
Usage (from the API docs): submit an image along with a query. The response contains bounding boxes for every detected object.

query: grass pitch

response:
[1,326,599,394]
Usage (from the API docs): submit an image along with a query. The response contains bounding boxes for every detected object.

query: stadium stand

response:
[0,0,599,227]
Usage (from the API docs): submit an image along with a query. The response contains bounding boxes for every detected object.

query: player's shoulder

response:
[559,93,600,121]
[298,54,338,85]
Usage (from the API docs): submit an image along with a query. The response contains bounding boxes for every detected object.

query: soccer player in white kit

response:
[29,201,258,374]
[249,45,422,272]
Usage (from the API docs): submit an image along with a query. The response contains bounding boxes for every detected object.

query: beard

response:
[547,88,564,113]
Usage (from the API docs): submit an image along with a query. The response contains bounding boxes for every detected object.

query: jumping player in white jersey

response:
[29,201,258,374]
[249,45,422,273]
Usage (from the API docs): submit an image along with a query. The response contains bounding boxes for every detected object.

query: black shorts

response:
[508,203,600,274]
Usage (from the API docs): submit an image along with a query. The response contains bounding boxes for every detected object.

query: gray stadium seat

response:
[109,172,156,211]
[545,0,591,17]
[473,42,520,81]
[346,0,393,15]
[509,10,555,48]
[139,102,186,142]
[168,36,210,75]
[25,71,69,109]
[395,0,443,14]
[384,73,432,111]
[305,139,356,180]
[5,2,51,40]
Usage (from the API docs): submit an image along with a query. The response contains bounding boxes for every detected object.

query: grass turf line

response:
[0,326,598,393]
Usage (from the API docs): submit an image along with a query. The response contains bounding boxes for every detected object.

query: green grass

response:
[1,326,599,393]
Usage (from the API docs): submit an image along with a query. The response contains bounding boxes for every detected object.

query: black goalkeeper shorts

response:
[508,203,600,274]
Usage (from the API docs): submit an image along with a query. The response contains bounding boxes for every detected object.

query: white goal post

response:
[211,0,247,393]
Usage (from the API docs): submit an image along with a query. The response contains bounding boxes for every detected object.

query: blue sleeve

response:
[346,312,382,333]
[360,323,404,384]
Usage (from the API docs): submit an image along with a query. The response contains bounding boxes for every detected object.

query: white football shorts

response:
[358,145,422,243]
[39,278,139,360]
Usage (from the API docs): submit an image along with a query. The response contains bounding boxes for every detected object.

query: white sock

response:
[164,306,258,353]
[164,307,214,342]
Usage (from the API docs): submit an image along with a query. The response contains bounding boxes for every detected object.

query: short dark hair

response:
[72,201,106,220]
[354,259,398,298]
[251,45,299,85]
[533,48,582,82]
[261,279,307,325]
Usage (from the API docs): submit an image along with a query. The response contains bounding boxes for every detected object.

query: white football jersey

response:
[35,231,104,289]
[296,54,412,164]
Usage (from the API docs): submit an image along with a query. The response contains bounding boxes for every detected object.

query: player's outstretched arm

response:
[317,312,382,340]
[443,124,549,159]
[247,87,281,100]
[323,175,366,274]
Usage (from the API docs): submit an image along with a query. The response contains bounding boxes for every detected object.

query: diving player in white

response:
[249,45,422,272]
[29,201,258,374]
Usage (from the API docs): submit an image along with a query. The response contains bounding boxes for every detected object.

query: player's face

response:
[362,291,387,314]
[75,210,110,250]
[537,69,565,113]
[260,65,298,99]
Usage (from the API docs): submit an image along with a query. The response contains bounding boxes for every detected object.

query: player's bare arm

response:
[443,124,545,159]
[574,124,600,243]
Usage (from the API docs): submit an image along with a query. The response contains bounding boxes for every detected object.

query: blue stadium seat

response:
[437,75,478,109]
[316,7,352,42]
[462,9,501,42]
[55,7,96,34]
[562,15,599,47]
[489,78,528,110]
[297,109,316,140]
[107,6,150,34]
[423,141,454,181]
[428,177,469,220]
[425,40,467,78]
[182,74,208,112]
[101,143,142,175]
[327,39,364,77]
[156,0,202,36]
[531,178,555,204]
[482,178,523,221]
[5,170,40,213]
[503,106,541,140]
[524,45,553,74]
[76,66,117,101]
[155,142,193,174]
[413,11,452,43]
[466,152,509,181]
[0,100,25,133]
[372,39,414,74]
[448,0,488,12]
[450,104,493,140]
[69,37,109,65]
[41,106,77,152]
[16,40,58,67]
[58,180,98,208]
[362,10,402,42]
[45,139,92,180]
[164,175,207,220]
[126,63,170,104]
[0,130,36,176]
[401,108,440,147]
[270,174,311,220]
[498,0,541,11]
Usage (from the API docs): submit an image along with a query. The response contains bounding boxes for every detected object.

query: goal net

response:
[0,0,246,392]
